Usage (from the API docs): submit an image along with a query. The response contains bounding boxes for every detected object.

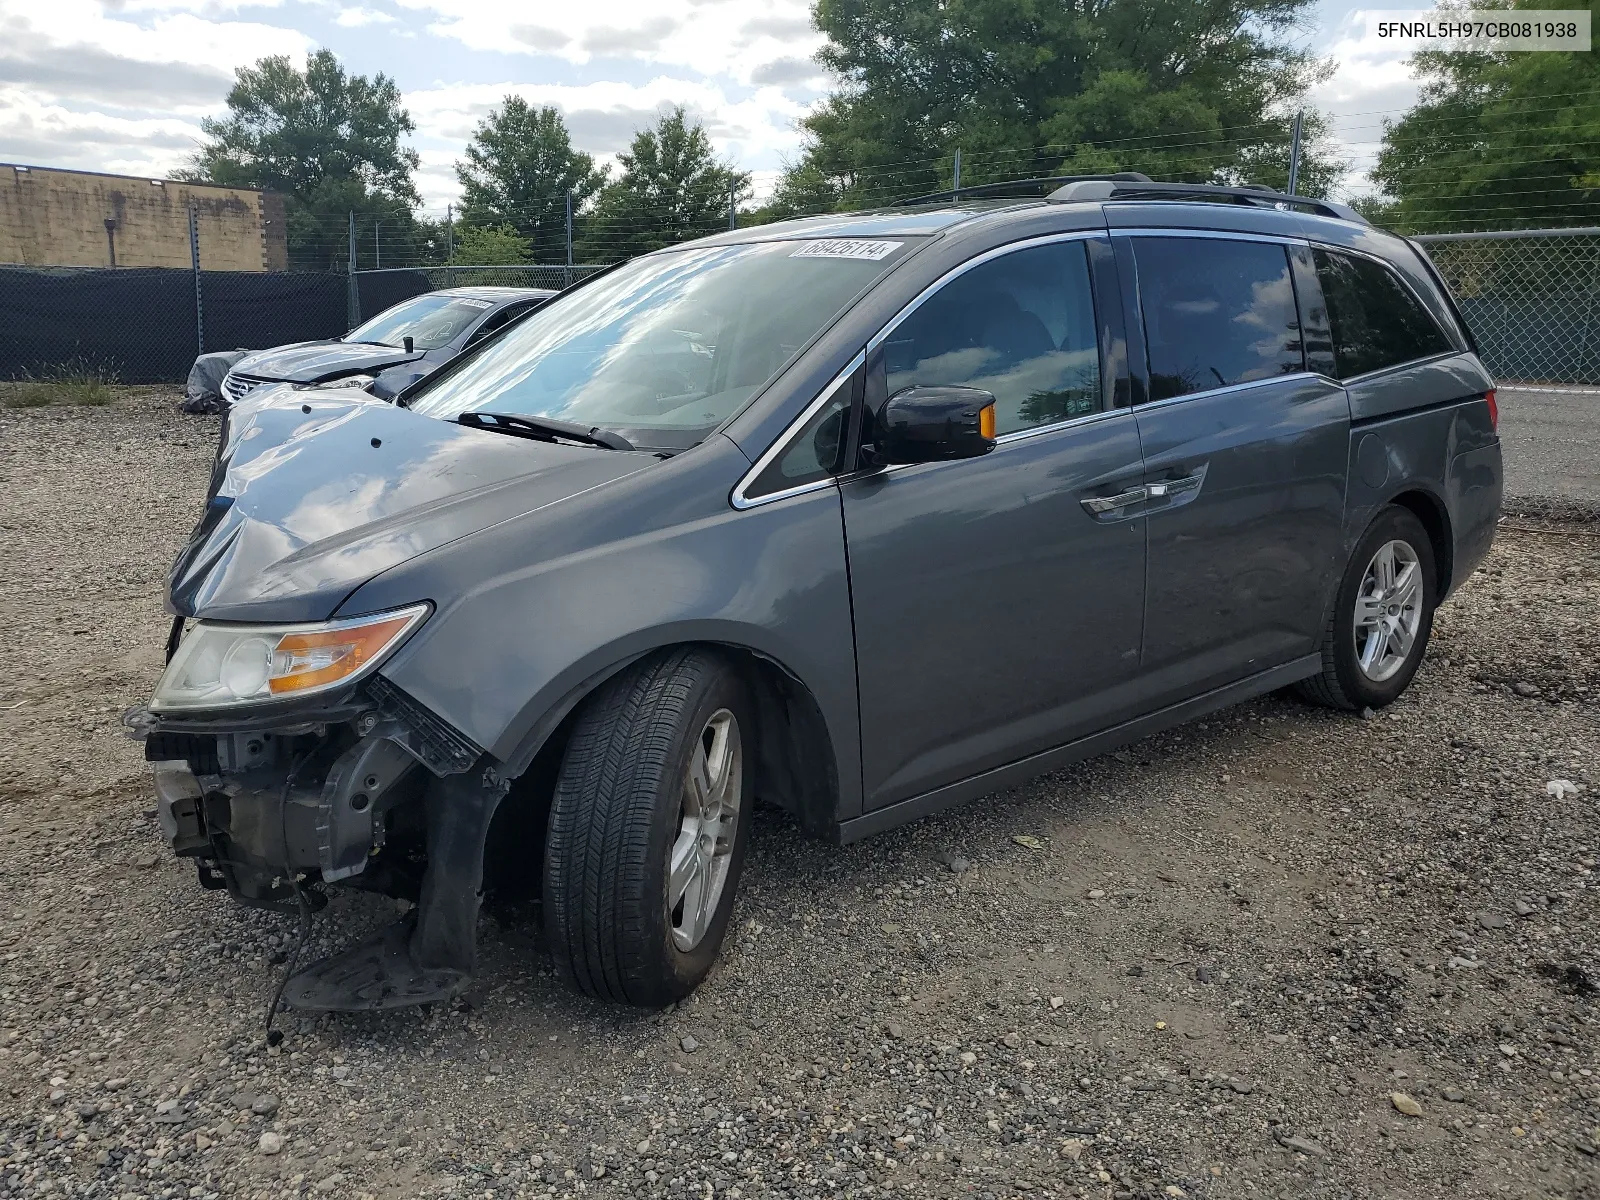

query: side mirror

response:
[871,385,997,465]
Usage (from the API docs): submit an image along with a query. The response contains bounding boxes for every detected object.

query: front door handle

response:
[1080,486,1149,516]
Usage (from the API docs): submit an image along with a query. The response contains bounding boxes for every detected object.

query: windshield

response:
[407,239,915,450]
[346,294,496,350]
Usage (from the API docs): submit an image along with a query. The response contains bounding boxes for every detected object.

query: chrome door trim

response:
[730,349,864,510]
[1339,349,1466,388]
[1110,227,1310,249]
[1134,371,1334,414]
[996,403,1127,446]
[872,405,1135,480]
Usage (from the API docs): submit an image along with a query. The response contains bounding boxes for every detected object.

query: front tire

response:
[544,648,753,1006]
[1297,505,1437,711]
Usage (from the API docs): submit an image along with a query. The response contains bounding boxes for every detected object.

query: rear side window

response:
[1133,238,1304,403]
[882,240,1101,435]
[1313,248,1454,379]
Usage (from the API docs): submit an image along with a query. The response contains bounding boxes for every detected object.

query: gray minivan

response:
[128,177,1503,1013]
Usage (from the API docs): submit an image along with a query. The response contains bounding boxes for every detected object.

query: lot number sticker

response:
[790,239,904,261]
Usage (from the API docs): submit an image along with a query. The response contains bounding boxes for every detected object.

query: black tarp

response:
[0,266,349,384]
[201,271,346,355]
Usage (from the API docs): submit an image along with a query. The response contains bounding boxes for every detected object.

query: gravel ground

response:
[1,389,1598,1200]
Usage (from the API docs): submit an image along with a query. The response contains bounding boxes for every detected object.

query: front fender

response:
[337,435,864,823]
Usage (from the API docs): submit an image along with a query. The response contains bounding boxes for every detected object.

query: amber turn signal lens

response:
[269,613,418,695]
[978,403,996,440]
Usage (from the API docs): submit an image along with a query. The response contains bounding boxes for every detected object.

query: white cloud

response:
[395,0,826,86]
[3,1,310,76]
[334,5,397,27]
[0,0,310,174]
[0,87,207,177]
[1311,7,1425,197]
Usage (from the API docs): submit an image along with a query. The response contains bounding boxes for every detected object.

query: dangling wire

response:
[264,747,317,1047]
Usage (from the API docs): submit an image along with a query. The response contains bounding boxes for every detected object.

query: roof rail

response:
[892,172,1153,207]
[1048,178,1368,224]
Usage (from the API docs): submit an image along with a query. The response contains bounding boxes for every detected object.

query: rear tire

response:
[1296,505,1437,711]
[544,648,753,1007]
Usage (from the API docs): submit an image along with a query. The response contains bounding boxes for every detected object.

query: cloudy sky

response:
[0,0,1424,213]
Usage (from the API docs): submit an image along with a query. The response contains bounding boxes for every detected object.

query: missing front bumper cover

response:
[134,692,507,1012]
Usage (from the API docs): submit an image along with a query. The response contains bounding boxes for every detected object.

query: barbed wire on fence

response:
[15,87,1600,384]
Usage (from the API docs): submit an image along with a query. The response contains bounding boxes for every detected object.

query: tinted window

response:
[882,241,1100,435]
[1134,238,1304,403]
[462,299,540,347]
[464,307,511,345]
[1314,248,1453,379]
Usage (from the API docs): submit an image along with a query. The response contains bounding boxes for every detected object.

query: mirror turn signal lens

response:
[978,402,996,440]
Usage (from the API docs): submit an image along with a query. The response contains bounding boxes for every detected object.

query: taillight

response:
[1485,388,1498,431]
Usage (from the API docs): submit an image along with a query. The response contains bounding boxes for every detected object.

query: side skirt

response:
[834,653,1322,845]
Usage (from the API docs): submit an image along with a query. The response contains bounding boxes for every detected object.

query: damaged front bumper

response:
[126,677,510,1009]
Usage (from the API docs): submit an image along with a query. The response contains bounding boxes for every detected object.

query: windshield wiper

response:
[456,410,635,452]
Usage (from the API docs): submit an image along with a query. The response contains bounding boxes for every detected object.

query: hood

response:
[232,340,424,383]
[168,389,653,623]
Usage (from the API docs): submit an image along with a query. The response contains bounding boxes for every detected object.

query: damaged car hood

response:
[233,340,424,383]
[169,390,653,623]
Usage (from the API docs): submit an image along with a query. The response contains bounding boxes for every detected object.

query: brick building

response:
[0,164,287,271]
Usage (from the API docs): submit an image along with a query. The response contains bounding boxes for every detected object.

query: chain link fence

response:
[0,263,609,385]
[6,232,1600,387]
[1415,228,1600,386]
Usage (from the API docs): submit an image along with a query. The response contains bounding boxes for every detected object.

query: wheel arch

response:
[1384,486,1455,597]
[496,633,846,841]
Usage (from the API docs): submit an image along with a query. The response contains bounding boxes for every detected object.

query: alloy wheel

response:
[1352,539,1423,683]
[667,709,742,951]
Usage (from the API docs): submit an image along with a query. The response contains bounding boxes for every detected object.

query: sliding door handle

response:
[1145,474,1202,499]
[1145,464,1209,504]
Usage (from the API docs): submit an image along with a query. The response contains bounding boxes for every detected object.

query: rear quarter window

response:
[1132,237,1305,403]
[1312,248,1454,380]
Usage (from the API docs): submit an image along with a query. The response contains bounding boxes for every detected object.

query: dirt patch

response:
[2,393,1598,1200]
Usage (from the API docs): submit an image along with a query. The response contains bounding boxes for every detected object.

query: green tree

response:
[1370,9,1600,233]
[186,49,421,268]
[578,108,751,259]
[455,98,607,262]
[776,0,1338,211]
[450,223,533,265]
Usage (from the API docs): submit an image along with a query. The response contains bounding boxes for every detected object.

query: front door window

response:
[882,241,1101,434]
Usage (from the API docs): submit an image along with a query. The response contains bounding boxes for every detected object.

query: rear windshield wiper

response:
[456,410,635,451]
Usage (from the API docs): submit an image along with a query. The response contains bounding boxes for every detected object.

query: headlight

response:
[151,604,429,711]
[296,374,375,392]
